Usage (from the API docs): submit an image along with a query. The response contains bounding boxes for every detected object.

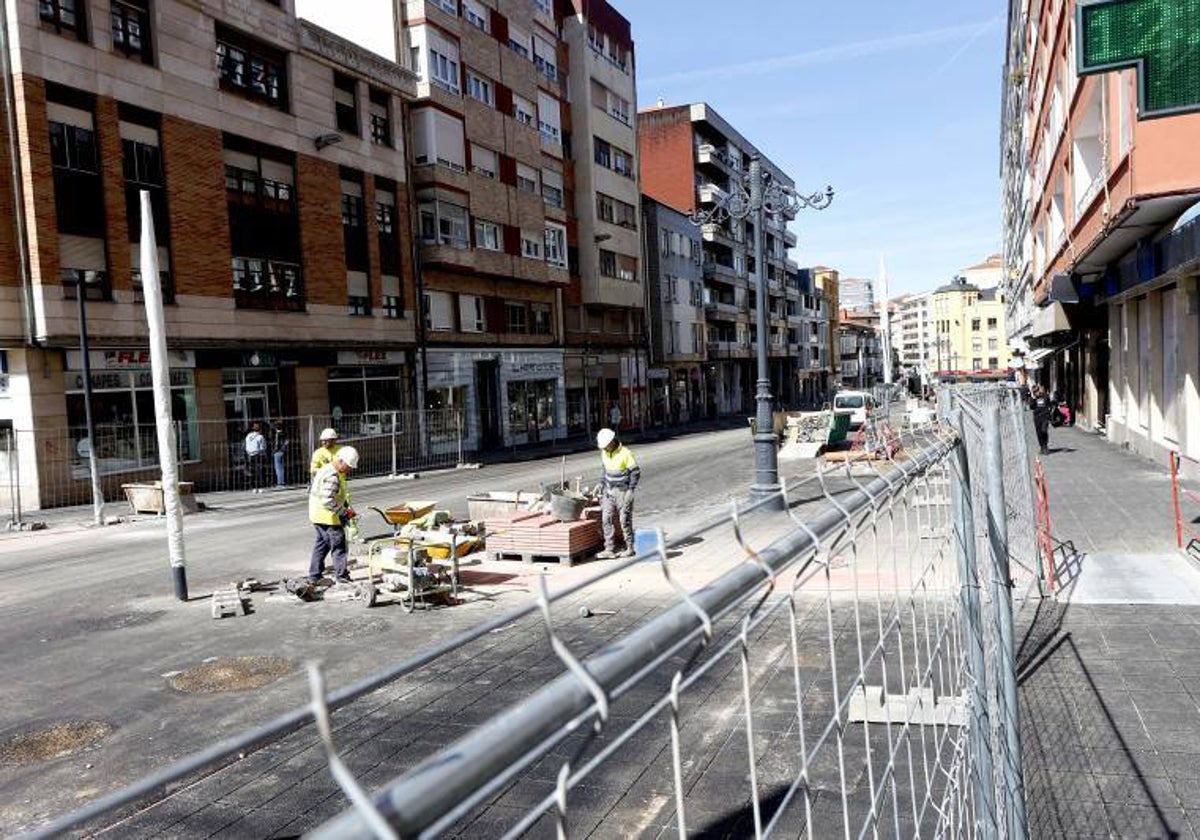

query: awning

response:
[1024,340,1077,368]
[1031,302,1071,338]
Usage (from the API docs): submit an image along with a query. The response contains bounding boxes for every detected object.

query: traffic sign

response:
[1077,0,1200,118]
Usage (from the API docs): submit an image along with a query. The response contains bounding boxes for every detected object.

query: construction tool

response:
[579,606,616,618]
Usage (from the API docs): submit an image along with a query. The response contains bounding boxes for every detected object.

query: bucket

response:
[634,529,658,557]
[548,489,587,522]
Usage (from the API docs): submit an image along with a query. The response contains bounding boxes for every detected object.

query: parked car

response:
[833,390,875,429]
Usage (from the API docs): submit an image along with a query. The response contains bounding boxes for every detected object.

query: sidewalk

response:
[1019,424,1200,839]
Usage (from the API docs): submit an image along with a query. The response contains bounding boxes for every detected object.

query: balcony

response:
[783,229,798,247]
[697,182,728,204]
[695,143,739,178]
[785,257,799,272]
[702,258,740,283]
[701,222,741,249]
[704,300,741,320]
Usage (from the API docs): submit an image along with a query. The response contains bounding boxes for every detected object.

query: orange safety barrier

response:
[1034,458,1056,594]
[1169,451,1200,556]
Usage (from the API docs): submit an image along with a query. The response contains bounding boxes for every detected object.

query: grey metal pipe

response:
[984,402,1028,838]
[949,410,998,840]
[310,433,957,839]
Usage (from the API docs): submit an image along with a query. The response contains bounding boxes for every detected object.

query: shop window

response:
[334,72,359,135]
[111,0,152,63]
[66,367,198,477]
[507,379,557,439]
[426,385,467,443]
[40,0,87,40]
[216,25,288,110]
[368,88,391,146]
[328,366,404,435]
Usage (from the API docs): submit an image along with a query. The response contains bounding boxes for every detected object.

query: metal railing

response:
[27,394,1033,838]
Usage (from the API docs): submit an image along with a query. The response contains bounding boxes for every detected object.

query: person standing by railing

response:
[244,422,267,493]
[271,420,289,488]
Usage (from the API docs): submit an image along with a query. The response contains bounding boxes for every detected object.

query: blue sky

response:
[297,0,1008,295]
[630,1,1007,294]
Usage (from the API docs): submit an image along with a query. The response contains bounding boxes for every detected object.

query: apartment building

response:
[837,316,882,389]
[896,291,936,382]
[810,265,840,388]
[642,196,704,424]
[931,276,1009,375]
[0,0,418,508]
[637,102,801,417]
[839,276,874,315]
[1001,0,1200,471]
[560,0,645,433]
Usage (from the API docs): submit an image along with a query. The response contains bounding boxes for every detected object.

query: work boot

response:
[620,548,637,558]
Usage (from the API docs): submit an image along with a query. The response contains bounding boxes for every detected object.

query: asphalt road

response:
[0,427,820,832]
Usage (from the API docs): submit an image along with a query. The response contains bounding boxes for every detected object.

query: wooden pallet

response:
[490,548,597,567]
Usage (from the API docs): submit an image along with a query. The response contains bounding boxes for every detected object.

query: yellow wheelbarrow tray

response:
[367,501,439,536]
[357,527,477,612]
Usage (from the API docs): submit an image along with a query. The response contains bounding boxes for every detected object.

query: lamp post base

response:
[748,481,785,511]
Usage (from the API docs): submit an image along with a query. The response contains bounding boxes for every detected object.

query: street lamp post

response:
[690,156,833,508]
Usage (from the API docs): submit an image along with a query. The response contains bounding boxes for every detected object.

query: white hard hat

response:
[319,427,339,441]
[336,446,359,469]
[596,428,616,449]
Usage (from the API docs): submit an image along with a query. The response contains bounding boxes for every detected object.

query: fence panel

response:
[29,413,1033,838]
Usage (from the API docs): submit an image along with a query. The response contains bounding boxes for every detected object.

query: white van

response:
[833,390,875,429]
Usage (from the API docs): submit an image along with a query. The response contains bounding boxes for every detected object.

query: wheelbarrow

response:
[366,500,438,537]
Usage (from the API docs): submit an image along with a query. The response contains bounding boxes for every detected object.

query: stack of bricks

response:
[485,511,602,566]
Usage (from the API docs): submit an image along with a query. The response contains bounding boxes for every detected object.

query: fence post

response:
[307,416,315,465]
[1007,390,1043,594]
[949,410,999,840]
[984,403,1029,839]
[391,411,398,478]
[456,409,464,466]
[1171,451,1184,549]
[5,427,17,528]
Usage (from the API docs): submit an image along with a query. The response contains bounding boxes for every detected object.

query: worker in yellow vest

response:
[310,427,340,477]
[595,428,640,559]
[307,445,359,585]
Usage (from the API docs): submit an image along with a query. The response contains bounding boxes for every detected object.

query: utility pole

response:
[76,286,104,526]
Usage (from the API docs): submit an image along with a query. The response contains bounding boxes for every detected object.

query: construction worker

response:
[310,427,339,477]
[307,445,359,586]
[595,428,639,559]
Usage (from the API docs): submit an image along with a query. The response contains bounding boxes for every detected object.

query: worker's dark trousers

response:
[1034,421,1050,454]
[602,489,635,552]
[309,523,348,581]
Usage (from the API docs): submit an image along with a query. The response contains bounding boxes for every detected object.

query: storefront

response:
[424,348,566,451]
[328,350,413,436]
[64,349,199,478]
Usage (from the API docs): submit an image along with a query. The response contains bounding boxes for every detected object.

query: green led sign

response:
[1078,0,1200,118]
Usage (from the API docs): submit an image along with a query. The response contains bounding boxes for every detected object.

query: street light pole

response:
[690,155,833,508]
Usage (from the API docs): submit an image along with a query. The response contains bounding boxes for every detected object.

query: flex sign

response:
[1077,0,1200,118]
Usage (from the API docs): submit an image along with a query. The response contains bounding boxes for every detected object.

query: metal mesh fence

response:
[28,403,1032,839]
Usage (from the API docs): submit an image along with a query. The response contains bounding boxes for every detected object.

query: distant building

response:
[837,314,883,388]
[840,276,875,314]
[810,266,840,388]
[931,273,1009,375]
[896,292,937,382]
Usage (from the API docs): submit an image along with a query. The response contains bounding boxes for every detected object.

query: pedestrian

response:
[1029,384,1054,455]
[271,420,289,488]
[310,427,339,477]
[244,422,267,492]
[594,427,639,559]
[609,401,622,430]
[307,445,359,586]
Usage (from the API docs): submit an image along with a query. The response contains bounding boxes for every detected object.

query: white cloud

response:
[641,18,1004,87]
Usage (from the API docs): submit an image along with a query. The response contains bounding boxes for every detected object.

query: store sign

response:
[648,368,670,380]
[1078,0,1200,118]
[504,352,564,378]
[337,350,406,366]
[66,349,196,370]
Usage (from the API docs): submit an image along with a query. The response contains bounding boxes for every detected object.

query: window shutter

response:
[60,235,106,270]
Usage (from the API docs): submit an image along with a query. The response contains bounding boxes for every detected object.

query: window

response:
[474,219,502,251]
[506,378,556,437]
[347,271,370,316]
[532,303,551,335]
[662,276,676,302]
[971,318,981,331]
[121,119,168,243]
[520,230,542,259]
[988,337,998,351]
[972,358,983,371]
[131,268,174,305]
[541,168,563,208]
[49,105,104,238]
[334,72,359,135]
[988,357,999,369]
[467,71,494,106]
[516,162,538,194]
[599,248,617,278]
[49,119,98,173]
[341,177,367,270]
[224,141,300,309]
[690,281,703,306]
[470,144,497,179]
[533,34,557,81]
[411,108,465,171]
[513,94,534,126]
[418,200,469,248]
[424,290,453,331]
[508,23,530,58]
[432,0,457,14]
[217,26,287,109]
[61,268,110,301]
[376,184,400,274]
[459,294,485,332]
[231,257,304,310]
[692,323,705,352]
[506,301,527,333]
[598,249,635,280]
[590,78,629,124]
[596,193,636,229]
[366,88,391,146]
[987,317,998,329]
[594,137,633,178]
[594,136,611,169]
[534,0,551,15]
[40,0,86,39]
[111,0,151,63]
[544,224,566,268]
[381,274,402,318]
[537,91,561,144]
[463,0,488,31]
[429,47,460,94]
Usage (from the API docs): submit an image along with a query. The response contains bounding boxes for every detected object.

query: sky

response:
[297,0,1008,296]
